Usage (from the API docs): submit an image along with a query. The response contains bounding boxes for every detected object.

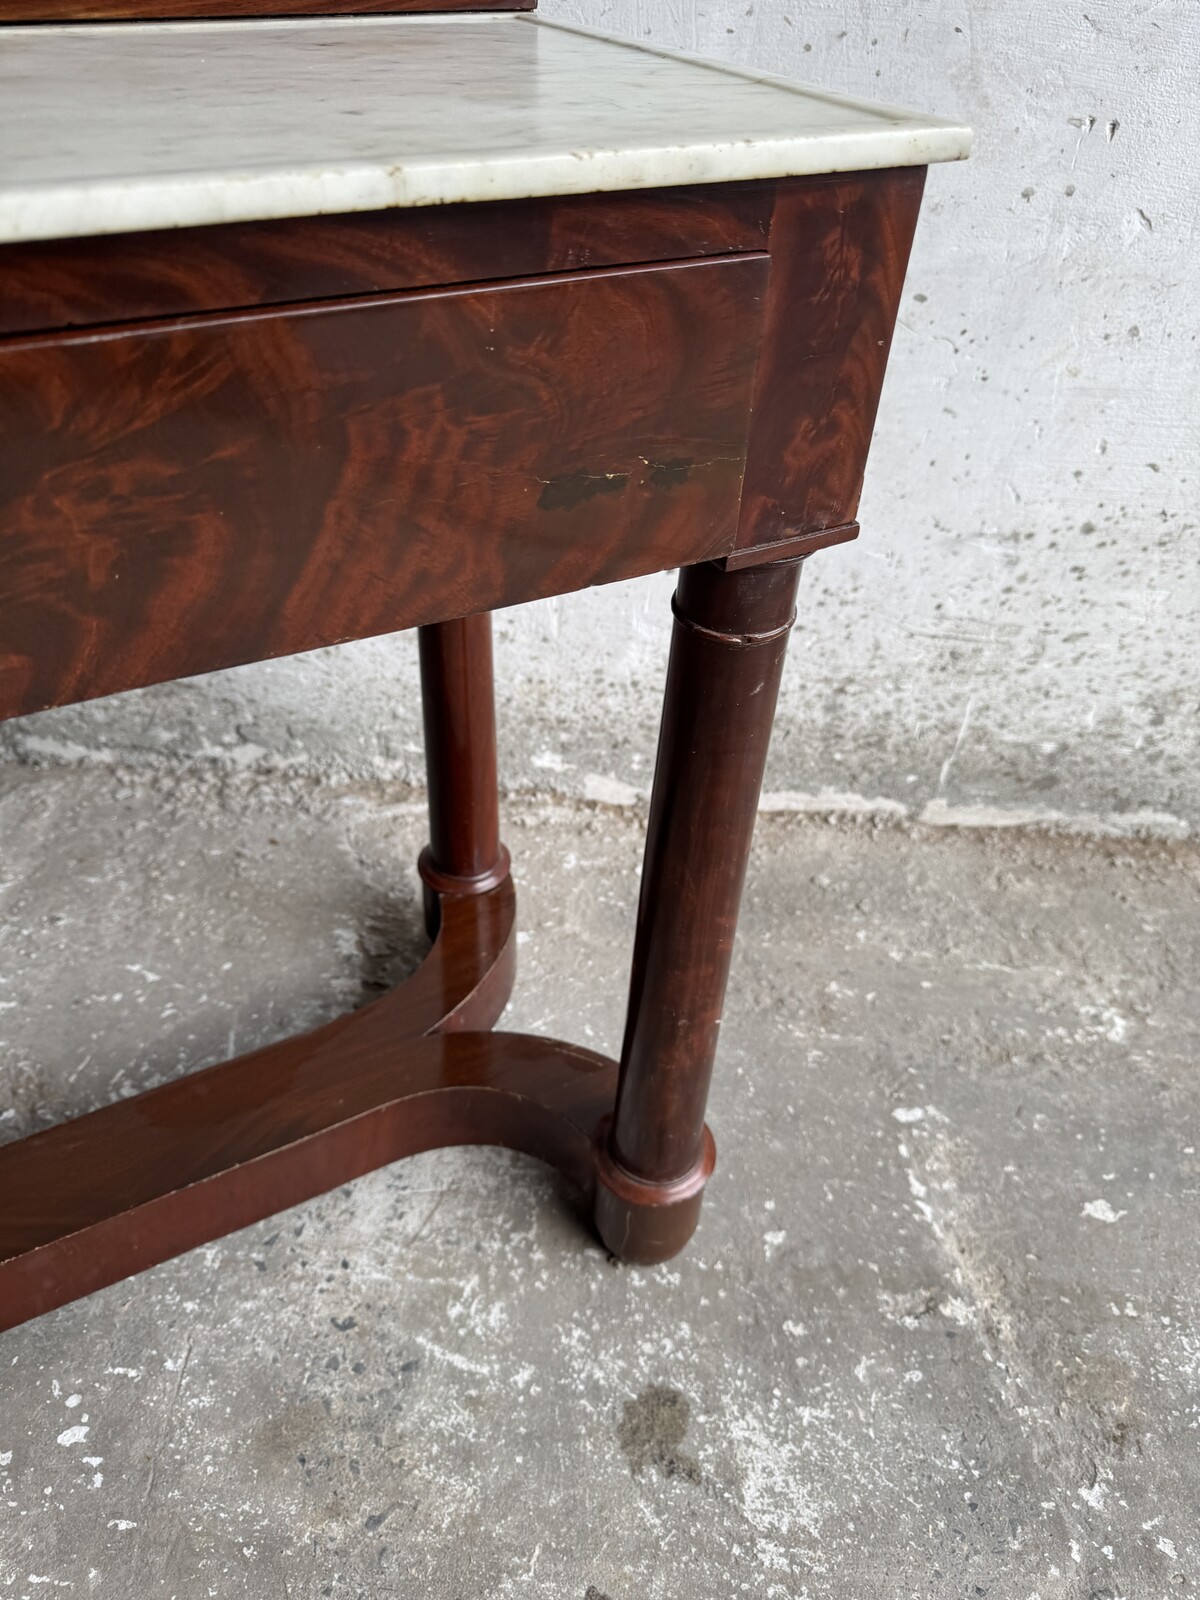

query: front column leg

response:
[595,557,803,1263]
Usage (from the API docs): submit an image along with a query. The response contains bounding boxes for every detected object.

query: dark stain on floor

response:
[617,1384,702,1484]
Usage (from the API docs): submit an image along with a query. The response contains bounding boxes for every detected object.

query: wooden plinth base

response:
[0,872,703,1334]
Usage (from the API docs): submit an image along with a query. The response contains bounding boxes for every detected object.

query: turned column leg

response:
[594,557,803,1263]
[417,612,510,937]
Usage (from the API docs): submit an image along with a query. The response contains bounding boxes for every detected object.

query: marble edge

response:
[0,12,971,246]
[525,14,974,157]
[0,130,972,247]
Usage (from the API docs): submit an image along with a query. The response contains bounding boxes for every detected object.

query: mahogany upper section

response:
[0,0,532,19]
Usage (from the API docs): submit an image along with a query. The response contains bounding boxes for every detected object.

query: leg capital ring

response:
[417,843,512,900]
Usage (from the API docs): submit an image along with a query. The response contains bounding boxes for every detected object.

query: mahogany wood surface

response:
[0,1016,619,1331]
[0,254,766,723]
[0,1026,615,1332]
[418,613,509,933]
[0,849,526,1329]
[419,613,504,885]
[0,0,532,21]
[732,167,926,561]
[0,163,934,1325]
[593,558,803,1264]
[0,186,774,339]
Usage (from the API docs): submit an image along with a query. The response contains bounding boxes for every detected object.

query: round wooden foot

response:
[592,1120,716,1264]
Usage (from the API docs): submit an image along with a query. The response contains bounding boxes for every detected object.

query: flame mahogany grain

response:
[0,167,934,1327]
[730,167,927,563]
[0,255,767,722]
[0,185,774,339]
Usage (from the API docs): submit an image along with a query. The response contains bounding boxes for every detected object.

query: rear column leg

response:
[417,612,510,937]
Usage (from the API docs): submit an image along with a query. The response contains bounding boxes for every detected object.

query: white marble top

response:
[0,14,971,245]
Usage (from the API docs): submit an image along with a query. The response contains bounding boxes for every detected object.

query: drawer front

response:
[0,255,766,720]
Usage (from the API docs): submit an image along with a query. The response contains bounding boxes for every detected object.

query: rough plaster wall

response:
[3,0,1197,829]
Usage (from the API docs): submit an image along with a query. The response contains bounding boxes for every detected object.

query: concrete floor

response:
[0,764,1197,1599]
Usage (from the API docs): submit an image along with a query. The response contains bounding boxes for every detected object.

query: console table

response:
[0,4,970,1331]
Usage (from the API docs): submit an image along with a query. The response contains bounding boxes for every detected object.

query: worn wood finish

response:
[0,255,766,723]
[731,167,926,561]
[0,0,531,21]
[594,557,804,1264]
[0,186,774,340]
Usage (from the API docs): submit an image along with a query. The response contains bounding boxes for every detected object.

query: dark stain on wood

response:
[647,457,693,490]
[538,468,629,513]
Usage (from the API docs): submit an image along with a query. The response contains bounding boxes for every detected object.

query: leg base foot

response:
[592,1120,716,1265]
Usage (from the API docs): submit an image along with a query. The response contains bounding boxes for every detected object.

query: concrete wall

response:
[4,0,1196,833]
